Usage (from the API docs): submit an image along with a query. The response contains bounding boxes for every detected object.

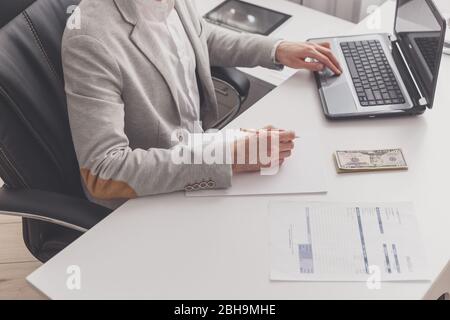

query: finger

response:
[278,131,296,142]
[256,132,272,158]
[240,164,263,173]
[310,49,341,75]
[314,44,341,69]
[242,127,283,136]
[259,131,295,157]
[308,49,341,75]
[293,59,325,71]
[263,125,277,131]
[280,141,294,152]
[246,134,260,165]
[314,44,342,73]
[261,129,282,136]
[279,150,292,159]
[233,138,249,165]
[232,139,238,164]
[317,42,331,49]
[303,61,326,71]
[261,127,286,136]
[261,159,284,169]
[240,128,259,134]
[260,162,272,169]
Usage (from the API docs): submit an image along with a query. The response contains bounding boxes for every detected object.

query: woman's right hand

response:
[231,127,296,174]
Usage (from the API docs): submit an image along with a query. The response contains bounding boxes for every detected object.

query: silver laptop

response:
[310,0,447,119]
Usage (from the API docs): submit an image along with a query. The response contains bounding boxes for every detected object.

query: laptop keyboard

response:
[341,40,405,107]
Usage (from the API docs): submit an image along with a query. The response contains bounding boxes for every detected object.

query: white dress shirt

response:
[139,0,201,130]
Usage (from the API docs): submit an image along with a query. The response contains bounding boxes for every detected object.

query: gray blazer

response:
[62,0,281,208]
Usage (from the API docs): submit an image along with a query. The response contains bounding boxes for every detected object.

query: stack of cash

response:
[334,149,408,173]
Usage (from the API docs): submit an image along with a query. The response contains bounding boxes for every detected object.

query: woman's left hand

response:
[275,41,343,75]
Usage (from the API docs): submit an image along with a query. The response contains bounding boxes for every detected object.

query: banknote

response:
[335,149,408,173]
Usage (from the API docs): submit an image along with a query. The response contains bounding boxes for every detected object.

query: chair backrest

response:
[424,261,450,300]
[0,0,89,262]
[0,0,36,28]
[0,0,84,198]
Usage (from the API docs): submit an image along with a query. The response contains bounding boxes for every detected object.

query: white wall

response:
[359,0,387,21]
[287,0,386,23]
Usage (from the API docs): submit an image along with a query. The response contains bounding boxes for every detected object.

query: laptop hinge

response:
[392,39,428,107]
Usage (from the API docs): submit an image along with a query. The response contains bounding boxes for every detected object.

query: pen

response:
[240,129,300,139]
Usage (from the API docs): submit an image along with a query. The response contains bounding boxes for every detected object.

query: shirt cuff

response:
[271,40,285,70]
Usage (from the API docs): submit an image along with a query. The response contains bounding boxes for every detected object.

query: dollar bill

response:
[335,149,408,173]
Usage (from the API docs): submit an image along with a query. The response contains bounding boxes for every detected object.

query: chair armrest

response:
[211,67,250,100]
[0,187,112,232]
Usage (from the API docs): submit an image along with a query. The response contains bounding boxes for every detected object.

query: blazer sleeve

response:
[203,20,282,69]
[62,35,232,201]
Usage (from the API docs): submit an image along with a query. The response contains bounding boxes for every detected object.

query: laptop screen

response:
[395,0,446,104]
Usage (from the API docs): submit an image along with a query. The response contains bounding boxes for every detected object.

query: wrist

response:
[273,40,286,66]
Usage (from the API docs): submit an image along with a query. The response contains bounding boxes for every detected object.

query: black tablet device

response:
[204,0,291,36]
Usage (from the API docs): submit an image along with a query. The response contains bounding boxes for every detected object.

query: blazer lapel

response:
[130,23,182,112]
[114,0,182,121]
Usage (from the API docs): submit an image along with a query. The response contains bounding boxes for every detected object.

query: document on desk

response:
[270,202,429,282]
[238,66,297,86]
[186,135,327,197]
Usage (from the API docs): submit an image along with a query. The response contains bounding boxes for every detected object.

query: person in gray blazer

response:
[62,0,341,209]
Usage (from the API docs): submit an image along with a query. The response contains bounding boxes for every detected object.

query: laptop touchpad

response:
[321,77,358,115]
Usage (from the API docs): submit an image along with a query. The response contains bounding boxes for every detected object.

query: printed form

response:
[270,202,429,282]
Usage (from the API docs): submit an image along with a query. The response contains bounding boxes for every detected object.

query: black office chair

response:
[211,66,250,129]
[0,0,250,262]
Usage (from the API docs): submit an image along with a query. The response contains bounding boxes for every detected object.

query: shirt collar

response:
[136,0,175,22]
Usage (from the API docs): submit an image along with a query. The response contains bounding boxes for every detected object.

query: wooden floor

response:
[0,182,46,299]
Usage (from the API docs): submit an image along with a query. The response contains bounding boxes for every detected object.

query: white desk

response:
[28,1,450,299]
